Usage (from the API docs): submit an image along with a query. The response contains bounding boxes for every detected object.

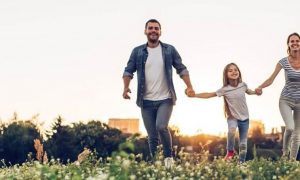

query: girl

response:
[256,33,300,160]
[190,63,259,163]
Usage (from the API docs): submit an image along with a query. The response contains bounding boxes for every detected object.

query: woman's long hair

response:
[222,63,242,118]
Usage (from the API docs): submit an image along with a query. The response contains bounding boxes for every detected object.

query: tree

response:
[0,121,41,165]
[71,121,126,157]
[45,116,79,163]
[45,117,126,163]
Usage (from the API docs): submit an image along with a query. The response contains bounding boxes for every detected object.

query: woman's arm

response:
[255,63,282,94]
[258,63,282,88]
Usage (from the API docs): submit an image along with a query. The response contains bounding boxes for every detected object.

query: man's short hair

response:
[145,19,161,29]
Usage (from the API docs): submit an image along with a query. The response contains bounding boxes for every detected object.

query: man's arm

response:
[169,46,195,96]
[181,74,195,97]
[122,48,137,100]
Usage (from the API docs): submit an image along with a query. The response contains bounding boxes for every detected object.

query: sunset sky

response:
[0,0,299,135]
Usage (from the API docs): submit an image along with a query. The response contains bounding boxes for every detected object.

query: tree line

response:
[0,115,126,165]
[0,115,298,166]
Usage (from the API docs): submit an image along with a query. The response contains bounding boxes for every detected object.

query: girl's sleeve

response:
[216,87,224,97]
[244,82,250,92]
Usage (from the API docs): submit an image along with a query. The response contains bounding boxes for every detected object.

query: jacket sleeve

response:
[171,46,189,77]
[122,48,137,79]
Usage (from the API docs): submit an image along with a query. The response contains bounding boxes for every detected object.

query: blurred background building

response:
[108,118,139,134]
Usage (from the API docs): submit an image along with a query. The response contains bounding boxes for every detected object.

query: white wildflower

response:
[116,156,121,161]
[122,159,130,169]
[129,175,136,180]
[155,160,162,166]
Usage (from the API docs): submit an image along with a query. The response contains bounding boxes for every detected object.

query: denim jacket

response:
[123,41,189,107]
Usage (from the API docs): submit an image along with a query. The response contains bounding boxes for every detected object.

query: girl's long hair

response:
[222,63,242,118]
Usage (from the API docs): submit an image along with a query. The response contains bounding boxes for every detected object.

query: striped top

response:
[279,57,300,99]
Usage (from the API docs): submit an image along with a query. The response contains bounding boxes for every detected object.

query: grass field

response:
[0,147,299,180]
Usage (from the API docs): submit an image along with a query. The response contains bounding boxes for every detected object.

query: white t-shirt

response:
[216,82,249,120]
[144,44,171,100]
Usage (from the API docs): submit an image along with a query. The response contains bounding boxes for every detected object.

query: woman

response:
[256,32,300,160]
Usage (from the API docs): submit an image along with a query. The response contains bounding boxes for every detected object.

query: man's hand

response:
[123,87,131,99]
[185,87,195,97]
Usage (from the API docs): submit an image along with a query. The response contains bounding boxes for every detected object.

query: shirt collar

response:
[142,41,166,51]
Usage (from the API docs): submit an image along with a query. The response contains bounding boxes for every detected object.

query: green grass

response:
[0,150,299,180]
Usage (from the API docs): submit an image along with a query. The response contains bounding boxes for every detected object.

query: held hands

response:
[255,87,263,96]
[122,87,131,99]
[185,87,195,97]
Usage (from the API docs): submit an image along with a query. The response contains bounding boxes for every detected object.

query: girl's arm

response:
[246,89,257,95]
[256,63,282,94]
[194,92,217,99]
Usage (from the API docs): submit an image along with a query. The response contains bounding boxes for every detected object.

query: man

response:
[122,19,194,169]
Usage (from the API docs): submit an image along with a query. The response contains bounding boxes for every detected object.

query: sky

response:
[0,0,299,135]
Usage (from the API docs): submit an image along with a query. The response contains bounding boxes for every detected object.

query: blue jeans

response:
[227,118,249,162]
[141,99,173,158]
[279,97,300,160]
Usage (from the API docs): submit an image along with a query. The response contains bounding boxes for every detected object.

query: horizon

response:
[0,112,281,136]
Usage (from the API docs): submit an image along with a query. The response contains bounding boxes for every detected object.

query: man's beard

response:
[148,38,159,44]
[147,33,159,44]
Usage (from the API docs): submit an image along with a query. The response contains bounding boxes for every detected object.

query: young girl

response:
[190,63,259,163]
